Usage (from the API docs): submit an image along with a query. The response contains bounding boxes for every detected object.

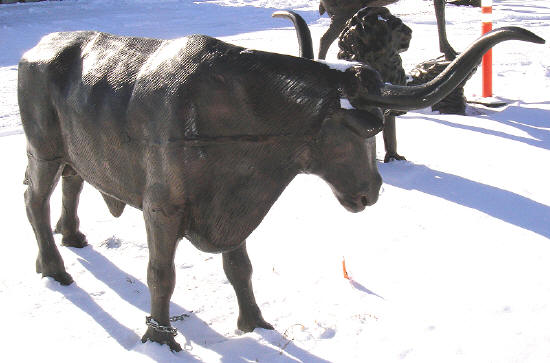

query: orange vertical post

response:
[481,0,493,97]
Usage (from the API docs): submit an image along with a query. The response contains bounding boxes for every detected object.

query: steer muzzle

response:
[332,173,382,213]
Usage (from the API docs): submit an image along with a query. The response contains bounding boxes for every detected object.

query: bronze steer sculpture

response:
[19,29,544,351]
[318,0,456,60]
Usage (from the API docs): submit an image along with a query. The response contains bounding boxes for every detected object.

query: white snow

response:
[1,0,550,362]
[317,59,361,72]
[340,98,355,109]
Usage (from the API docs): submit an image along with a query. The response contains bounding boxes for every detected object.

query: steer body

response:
[21,32,382,249]
[21,27,543,351]
[20,31,383,350]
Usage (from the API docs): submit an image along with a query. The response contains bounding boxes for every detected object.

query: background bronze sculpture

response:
[336,6,478,117]
[449,0,480,6]
[337,7,412,161]
[408,56,475,114]
[318,0,457,60]
[19,27,543,351]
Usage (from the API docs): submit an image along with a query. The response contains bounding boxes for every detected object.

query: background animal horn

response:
[272,10,314,60]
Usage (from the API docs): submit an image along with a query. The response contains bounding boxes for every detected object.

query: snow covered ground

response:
[1,0,549,362]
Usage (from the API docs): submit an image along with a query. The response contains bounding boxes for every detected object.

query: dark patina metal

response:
[20,27,544,351]
[316,0,457,60]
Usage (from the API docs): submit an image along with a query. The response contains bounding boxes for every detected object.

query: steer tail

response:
[272,10,314,59]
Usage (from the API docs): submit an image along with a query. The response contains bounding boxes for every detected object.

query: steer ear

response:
[342,65,384,107]
[338,108,384,139]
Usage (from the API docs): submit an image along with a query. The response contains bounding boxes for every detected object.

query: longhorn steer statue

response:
[19,28,544,351]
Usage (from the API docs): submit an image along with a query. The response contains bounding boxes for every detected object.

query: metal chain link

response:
[170,313,190,322]
[145,313,191,336]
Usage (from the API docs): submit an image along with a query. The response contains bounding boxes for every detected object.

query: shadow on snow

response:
[47,245,331,363]
[380,162,550,239]
[402,102,550,151]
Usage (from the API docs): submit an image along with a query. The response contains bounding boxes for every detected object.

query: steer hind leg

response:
[25,158,73,285]
[223,242,273,332]
[141,197,182,351]
[54,166,87,248]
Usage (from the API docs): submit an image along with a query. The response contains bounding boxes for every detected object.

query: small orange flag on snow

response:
[342,257,350,280]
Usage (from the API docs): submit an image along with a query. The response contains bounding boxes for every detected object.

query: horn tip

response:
[272,10,291,18]
[496,26,545,44]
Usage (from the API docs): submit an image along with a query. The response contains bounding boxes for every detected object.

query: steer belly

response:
[183,141,297,253]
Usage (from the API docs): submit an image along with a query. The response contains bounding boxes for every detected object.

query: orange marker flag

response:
[342,257,350,280]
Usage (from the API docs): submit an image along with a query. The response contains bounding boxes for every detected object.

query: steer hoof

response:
[141,327,182,352]
[36,258,73,285]
[36,258,74,286]
[237,313,274,332]
[47,271,74,286]
[61,232,88,248]
[384,152,406,163]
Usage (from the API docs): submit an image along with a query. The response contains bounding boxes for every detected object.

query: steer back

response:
[19,31,384,253]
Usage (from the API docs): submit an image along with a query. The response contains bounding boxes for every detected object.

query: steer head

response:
[298,63,384,212]
[310,105,384,212]
[316,64,385,211]
[302,24,545,211]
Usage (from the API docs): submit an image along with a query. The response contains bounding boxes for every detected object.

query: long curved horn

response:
[356,27,545,111]
[272,10,314,60]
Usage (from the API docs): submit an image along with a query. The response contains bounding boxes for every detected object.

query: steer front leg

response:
[141,198,182,351]
[223,242,273,332]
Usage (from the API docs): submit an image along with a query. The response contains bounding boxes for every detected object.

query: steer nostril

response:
[361,196,369,206]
